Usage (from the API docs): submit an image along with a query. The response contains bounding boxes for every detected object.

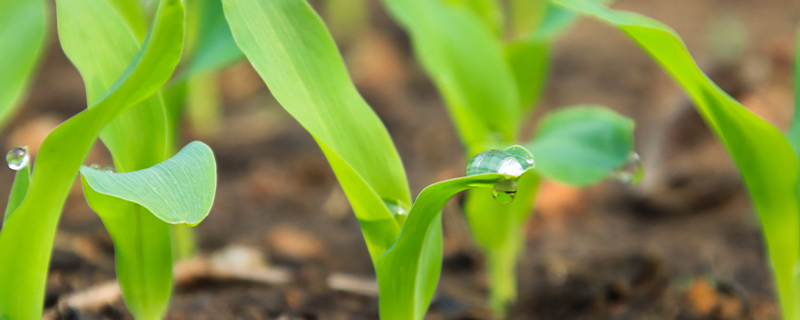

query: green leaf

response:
[377,173,521,320]
[505,39,550,111]
[56,1,187,318]
[81,177,172,320]
[181,0,242,78]
[0,0,184,318]
[528,106,634,186]
[3,159,30,224]
[447,0,504,34]
[510,0,547,37]
[81,141,217,225]
[0,0,47,128]
[57,0,168,172]
[555,1,800,318]
[222,0,410,260]
[381,0,520,150]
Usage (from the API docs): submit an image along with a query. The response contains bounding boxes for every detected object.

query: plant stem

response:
[486,232,522,317]
[171,224,197,261]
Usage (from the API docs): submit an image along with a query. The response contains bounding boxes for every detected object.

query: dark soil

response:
[3,0,800,319]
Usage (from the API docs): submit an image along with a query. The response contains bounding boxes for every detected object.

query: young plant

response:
[222,0,536,319]
[379,0,635,314]
[0,1,217,319]
[556,1,800,319]
[0,0,47,127]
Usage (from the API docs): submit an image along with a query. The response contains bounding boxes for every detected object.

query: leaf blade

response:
[0,0,47,128]
[528,106,634,186]
[222,0,410,259]
[377,173,514,320]
[0,1,184,317]
[555,1,800,317]
[81,141,217,225]
[382,0,520,149]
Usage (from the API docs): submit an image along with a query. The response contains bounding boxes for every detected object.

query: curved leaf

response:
[0,0,47,128]
[0,1,184,318]
[56,1,187,317]
[528,106,634,186]
[555,1,800,318]
[57,0,168,172]
[222,0,410,260]
[377,173,520,320]
[81,141,217,225]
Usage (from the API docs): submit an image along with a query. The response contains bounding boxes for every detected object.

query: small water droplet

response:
[492,179,517,204]
[6,146,29,171]
[611,152,644,185]
[383,199,409,216]
[89,163,101,170]
[102,167,115,173]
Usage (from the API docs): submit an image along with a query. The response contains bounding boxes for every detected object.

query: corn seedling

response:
[556,1,800,319]
[0,1,217,319]
[378,0,636,315]
[221,0,540,319]
[0,0,47,128]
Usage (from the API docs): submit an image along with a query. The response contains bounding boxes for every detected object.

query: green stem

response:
[465,172,540,317]
[186,72,222,138]
[171,224,197,260]
[486,234,522,317]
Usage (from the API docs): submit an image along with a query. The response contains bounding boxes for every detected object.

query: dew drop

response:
[102,167,115,174]
[89,163,101,170]
[383,199,409,216]
[466,145,534,177]
[611,152,644,185]
[6,146,29,171]
[492,179,517,204]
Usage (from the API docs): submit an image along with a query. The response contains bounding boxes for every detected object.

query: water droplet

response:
[611,152,644,185]
[492,179,517,204]
[102,167,115,173]
[6,146,29,171]
[466,145,535,177]
[383,199,409,216]
[89,163,101,170]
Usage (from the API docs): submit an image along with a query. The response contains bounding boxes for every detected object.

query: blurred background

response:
[4,0,800,319]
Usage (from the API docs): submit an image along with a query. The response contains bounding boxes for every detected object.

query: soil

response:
[3,0,800,319]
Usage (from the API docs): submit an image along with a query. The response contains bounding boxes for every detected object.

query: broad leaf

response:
[223,0,410,260]
[555,1,800,318]
[529,106,634,186]
[0,1,184,318]
[0,0,47,127]
[81,141,217,225]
